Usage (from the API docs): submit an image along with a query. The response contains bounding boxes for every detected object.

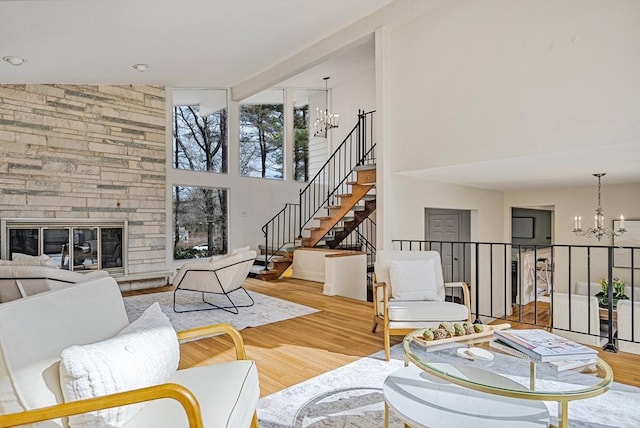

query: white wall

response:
[506,182,640,292]
[387,0,639,173]
[386,175,504,246]
[506,182,640,247]
[331,68,376,152]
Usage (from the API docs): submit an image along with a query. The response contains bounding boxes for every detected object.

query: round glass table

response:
[388,328,613,428]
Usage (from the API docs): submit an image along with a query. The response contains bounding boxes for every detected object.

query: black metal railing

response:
[299,110,376,235]
[261,203,299,266]
[393,239,639,352]
[261,110,376,267]
[335,217,376,264]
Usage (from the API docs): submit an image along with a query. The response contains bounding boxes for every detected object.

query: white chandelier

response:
[313,77,339,138]
[573,173,626,241]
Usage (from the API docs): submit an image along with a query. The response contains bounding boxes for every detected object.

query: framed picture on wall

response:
[614,219,640,268]
[512,217,535,239]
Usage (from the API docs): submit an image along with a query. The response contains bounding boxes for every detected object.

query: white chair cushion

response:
[59,303,179,428]
[552,293,600,335]
[389,259,442,301]
[387,300,469,322]
[375,250,446,301]
[126,361,259,428]
[0,277,129,418]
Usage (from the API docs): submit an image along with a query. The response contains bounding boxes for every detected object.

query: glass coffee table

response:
[383,328,613,428]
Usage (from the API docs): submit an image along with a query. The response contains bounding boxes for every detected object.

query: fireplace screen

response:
[3,221,125,273]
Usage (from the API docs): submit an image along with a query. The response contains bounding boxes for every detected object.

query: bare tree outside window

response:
[239,92,284,179]
[172,95,229,260]
[173,105,227,173]
[173,186,228,259]
[294,103,309,182]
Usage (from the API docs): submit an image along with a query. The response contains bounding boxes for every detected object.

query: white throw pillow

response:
[11,252,59,268]
[389,259,442,301]
[59,303,179,428]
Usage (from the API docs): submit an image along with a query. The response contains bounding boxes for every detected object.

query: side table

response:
[383,365,550,428]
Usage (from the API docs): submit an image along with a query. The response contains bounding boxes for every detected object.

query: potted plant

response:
[597,277,629,308]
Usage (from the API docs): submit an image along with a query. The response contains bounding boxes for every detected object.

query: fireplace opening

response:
[2,219,126,274]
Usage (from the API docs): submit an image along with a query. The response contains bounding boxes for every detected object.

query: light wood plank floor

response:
[124,277,640,396]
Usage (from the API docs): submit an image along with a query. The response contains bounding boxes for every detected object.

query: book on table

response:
[489,340,597,371]
[548,358,597,372]
[493,329,598,362]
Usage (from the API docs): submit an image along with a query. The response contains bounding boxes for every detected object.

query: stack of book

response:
[492,329,598,372]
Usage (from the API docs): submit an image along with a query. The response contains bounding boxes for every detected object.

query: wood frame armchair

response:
[0,277,260,428]
[372,250,472,361]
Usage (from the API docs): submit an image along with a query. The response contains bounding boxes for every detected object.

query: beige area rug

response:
[123,290,318,332]
[258,345,640,428]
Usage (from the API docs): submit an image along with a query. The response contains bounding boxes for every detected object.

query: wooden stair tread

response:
[353,163,376,171]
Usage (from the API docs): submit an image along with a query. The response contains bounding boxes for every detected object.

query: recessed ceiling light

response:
[132,63,150,72]
[3,56,26,66]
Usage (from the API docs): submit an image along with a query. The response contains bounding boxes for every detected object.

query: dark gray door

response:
[425,209,470,283]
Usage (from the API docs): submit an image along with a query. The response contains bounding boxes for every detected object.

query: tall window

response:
[173,90,227,173]
[172,90,229,260]
[293,99,309,182]
[173,186,228,259]
[239,90,284,179]
[295,89,327,182]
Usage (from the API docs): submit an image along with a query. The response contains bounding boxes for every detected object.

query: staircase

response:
[302,165,376,248]
[256,110,376,281]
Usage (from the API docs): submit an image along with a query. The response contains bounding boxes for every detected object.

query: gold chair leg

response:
[384,402,389,428]
[384,324,391,361]
[372,316,378,333]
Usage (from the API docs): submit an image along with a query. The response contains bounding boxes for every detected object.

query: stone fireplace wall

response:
[0,84,167,287]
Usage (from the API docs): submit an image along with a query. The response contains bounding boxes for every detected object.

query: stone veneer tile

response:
[0,84,167,285]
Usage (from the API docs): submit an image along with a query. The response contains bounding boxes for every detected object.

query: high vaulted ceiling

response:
[0,0,390,89]
[1,1,638,192]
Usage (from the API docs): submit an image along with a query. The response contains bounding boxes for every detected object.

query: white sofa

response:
[0,276,260,427]
[0,257,109,303]
[552,292,605,346]
[574,280,640,300]
[617,299,640,354]
[570,281,639,352]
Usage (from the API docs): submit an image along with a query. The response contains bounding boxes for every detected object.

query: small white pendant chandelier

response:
[573,173,626,241]
[313,77,339,138]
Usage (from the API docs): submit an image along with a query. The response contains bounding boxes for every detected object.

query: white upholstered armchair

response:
[172,249,257,314]
[372,250,472,360]
[0,276,259,428]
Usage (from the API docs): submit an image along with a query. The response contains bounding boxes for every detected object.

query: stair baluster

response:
[258,110,376,281]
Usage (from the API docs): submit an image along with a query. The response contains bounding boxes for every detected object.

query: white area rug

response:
[258,344,640,428]
[123,290,318,332]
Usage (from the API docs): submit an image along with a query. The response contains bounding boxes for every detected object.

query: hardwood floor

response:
[123,277,640,396]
